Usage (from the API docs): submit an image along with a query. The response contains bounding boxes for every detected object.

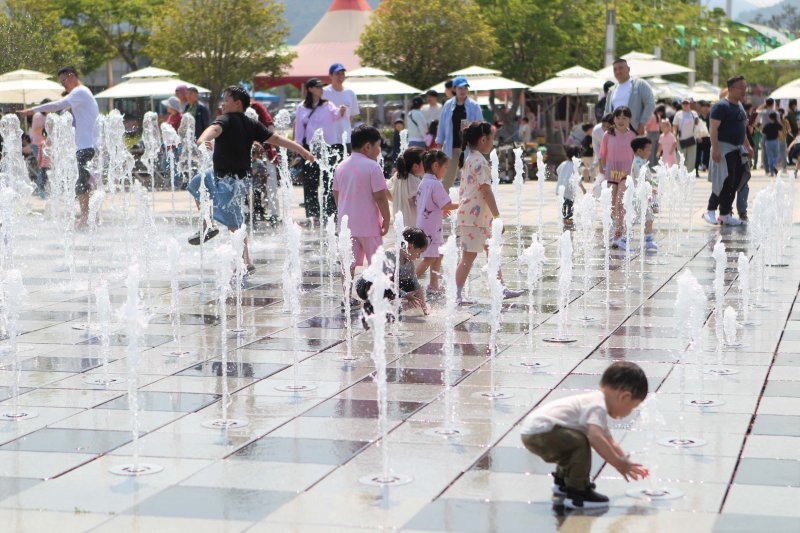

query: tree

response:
[0,1,84,76]
[357,0,497,90]
[56,0,165,73]
[477,0,604,85]
[145,0,294,111]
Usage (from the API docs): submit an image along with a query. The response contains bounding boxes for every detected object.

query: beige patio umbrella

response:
[596,51,693,79]
[0,69,64,105]
[529,66,604,95]
[752,37,800,62]
[344,67,421,95]
[427,65,531,93]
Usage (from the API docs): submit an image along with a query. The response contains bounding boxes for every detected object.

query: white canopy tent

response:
[428,65,530,93]
[529,66,604,95]
[344,67,421,96]
[752,38,800,62]
[0,69,64,105]
[596,51,693,79]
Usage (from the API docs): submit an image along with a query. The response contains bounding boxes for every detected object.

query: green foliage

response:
[0,0,84,75]
[57,0,165,72]
[356,0,497,90]
[476,0,604,83]
[145,0,295,111]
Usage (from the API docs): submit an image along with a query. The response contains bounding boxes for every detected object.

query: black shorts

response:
[75,148,95,195]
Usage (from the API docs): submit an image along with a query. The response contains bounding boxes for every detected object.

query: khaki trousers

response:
[442,148,462,191]
[521,426,592,490]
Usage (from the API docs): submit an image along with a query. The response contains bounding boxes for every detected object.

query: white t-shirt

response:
[519,390,611,436]
[323,85,360,144]
[672,110,698,140]
[421,103,442,126]
[611,80,633,111]
[406,109,426,142]
[33,85,99,150]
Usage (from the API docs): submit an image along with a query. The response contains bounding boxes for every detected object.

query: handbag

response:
[679,136,696,149]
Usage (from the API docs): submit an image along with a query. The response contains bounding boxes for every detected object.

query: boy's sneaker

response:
[701,211,718,226]
[720,214,743,226]
[645,238,658,252]
[612,236,633,251]
[552,473,597,498]
[188,226,219,245]
[739,213,748,222]
[502,287,524,299]
[565,487,610,509]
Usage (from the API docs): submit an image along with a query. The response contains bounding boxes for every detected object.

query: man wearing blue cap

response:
[323,63,360,150]
[436,76,483,189]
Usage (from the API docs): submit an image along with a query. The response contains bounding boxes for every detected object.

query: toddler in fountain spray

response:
[555,145,587,226]
[631,136,658,251]
[519,361,649,509]
[415,149,458,295]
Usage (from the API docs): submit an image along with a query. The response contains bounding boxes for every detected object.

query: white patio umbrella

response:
[122,66,180,79]
[94,77,210,99]
[596,51,693,79]
[529,65,605,95]
[767,78,800,99]
[0,69,64,105]
[428,65,531,93]
[752,37,800,61]
[344,67,421,95]
[691,81,722,102]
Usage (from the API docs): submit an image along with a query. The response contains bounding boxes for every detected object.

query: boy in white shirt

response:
[519,361,649,509]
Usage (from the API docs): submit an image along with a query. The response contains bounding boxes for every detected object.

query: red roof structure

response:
[258,0,372,89]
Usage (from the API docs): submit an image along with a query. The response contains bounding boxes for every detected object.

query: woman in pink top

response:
[599,106,636,248]
[415,150,458,293]
[295,77,346,220]
[657,119,677,167]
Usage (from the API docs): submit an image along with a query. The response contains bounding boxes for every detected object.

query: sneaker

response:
[701,211,718,226]
[612,236,632,251]
[456,295,476,306]
[426,287,444,298]
[720,214,743,226]
[502,287,524,299]
[645,239,658,251]
[739,213,748,222]
[188,226,219,245]
[552,473,596,497]
[565,487,610,509]
[246,264,256,276]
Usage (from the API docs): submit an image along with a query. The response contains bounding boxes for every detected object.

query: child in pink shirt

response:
[333,125,391,276]
[657,119,677,167]
[599,106,636,249]
[415,150,458,294]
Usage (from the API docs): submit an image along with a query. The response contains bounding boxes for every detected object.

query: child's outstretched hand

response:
[617,458,649,482]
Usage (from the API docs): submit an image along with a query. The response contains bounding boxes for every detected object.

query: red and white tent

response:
[260,0,372,88]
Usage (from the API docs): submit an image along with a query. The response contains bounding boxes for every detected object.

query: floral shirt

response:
[456,150,492,229]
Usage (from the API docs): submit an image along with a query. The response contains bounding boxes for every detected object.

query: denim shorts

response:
[188,170,250,229]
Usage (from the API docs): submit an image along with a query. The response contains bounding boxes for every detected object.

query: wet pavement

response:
[0,175,798,532]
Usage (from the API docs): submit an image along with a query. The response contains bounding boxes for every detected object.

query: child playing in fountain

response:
[454,121,523,305]
[520,361,650,509]
[599,106,636,250]
[657,119,677,167]
[415,150,459,296]
[356,227,429,327]
[388,147,425,226]
[333,125,392,285]
[631,136,659,251]
[555,145,587,226]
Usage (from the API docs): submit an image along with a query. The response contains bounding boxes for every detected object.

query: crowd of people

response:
[4,56,795,514]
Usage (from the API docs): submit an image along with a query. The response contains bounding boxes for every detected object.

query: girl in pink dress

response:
[657,119,677,167]
[599,106,636,249]
[415,150,458,294]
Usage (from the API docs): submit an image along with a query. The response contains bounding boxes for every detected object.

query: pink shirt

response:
[333,152,387,237]
[600,129,636,184]
[658,132,677,166]
[294,101,342,146]
[416,174,452,246]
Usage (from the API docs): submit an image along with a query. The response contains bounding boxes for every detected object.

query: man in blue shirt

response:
[436,76,483,189]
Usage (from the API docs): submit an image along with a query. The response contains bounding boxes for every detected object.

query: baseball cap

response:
[329,63,346,75]
[161,96,182,111]
[305,78,325,89]
[453,76,469,88]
